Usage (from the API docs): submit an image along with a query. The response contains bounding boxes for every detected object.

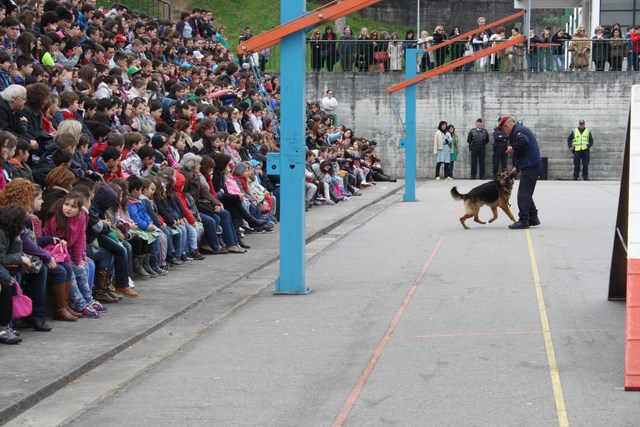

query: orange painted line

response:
[387,36,526,93]
[332,237,444,427]
[236,0,383,54]
[625,258,640,390]
[422,10,525,55]
[393,328,624,340]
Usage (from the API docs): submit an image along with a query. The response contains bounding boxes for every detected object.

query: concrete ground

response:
[3,179,640,426]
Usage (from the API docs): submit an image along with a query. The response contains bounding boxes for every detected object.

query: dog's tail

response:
[450,186,467,201]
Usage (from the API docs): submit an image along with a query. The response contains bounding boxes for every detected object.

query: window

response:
[601,0,638,26]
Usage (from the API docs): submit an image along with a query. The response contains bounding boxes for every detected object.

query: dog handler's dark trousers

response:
[517,162,542,222]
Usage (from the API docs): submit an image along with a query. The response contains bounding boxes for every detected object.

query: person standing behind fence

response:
[592,26,608,71]
[467,118,489,179]
[570,25,590,71]
[339,26,356,72]
[527,29,540,71]
[432,26,448,67]
[492,118,510,176]
[568,119,593,181]
[321,25,337,72]
[610,27,626,71]
[356,28,372,72]
[489,27,506,71]
[308,29,322,72]
[388,32,404,71]
[506,27,525,71]
[552,28,572,71]
[538,26,554,71]
[631,26,640,71]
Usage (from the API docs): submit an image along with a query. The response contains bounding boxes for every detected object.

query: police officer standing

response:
[492,118,510,176]
[567,119,593,180]
[467,118,489,179]
[500,116,542,230]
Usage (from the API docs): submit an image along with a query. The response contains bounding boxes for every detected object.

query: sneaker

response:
[167,256,183,266]
[317,196,326,201]
[446,177,453,181]
[0,326,22,344]
[353,189,362,196]
[190,250,205,260]
[343,196,350,201]
[128,277,135,288]
[180,254,193,262]
[435,177,441,181]
[313,200,322,206]
[80,307,100,318]
[154,266,169,276]
[325,199,335,205]
[92,301,108,312]
[115,287,139,298]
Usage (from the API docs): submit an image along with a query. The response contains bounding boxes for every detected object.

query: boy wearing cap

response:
[567,119,593,180]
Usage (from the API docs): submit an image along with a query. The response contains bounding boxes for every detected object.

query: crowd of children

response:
[0,1,399,345]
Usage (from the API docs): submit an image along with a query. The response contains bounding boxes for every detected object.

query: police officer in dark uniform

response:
[500,116,542,230]
[492,118,510,176]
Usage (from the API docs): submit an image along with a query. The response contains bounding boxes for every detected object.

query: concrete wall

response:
[307,72,640,180]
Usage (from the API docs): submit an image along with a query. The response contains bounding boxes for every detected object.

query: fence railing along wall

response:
[255,39,638,73]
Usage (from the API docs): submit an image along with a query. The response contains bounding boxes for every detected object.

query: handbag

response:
[12,281,33,319]
[24,255,44,274]
[43,241,70,263]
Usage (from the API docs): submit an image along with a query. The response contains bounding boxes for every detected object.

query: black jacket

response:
[467,127,489,149]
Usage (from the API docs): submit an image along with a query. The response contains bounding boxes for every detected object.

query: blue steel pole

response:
[275,0,309,294]
[404,48,419,202]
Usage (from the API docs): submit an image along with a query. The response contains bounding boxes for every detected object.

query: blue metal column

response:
[275,0,309,294]
[404,48,419,202]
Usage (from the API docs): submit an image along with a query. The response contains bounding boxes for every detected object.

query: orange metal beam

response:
[387,36,526,94]
[236,0,383,55]
[422,10,525,55]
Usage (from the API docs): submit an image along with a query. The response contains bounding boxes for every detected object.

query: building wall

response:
[307,72,640,180]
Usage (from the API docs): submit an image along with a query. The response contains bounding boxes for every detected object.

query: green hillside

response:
[200,0,413,71]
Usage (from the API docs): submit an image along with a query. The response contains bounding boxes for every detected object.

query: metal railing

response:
[297,38,639,73]
[117,0,172,21]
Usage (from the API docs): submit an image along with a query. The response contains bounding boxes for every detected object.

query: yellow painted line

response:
[526,230,570,427]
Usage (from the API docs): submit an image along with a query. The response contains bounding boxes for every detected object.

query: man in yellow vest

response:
[567,119,594,180]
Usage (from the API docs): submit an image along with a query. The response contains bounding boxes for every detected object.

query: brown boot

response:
[93,268,119,303]
[63,281,82,318]
[52,284,77,322]
[106,279,123,300]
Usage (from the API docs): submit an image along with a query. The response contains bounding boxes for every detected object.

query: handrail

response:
[236,0,383,55]
[422,10,525,55]
[387,35,526,93]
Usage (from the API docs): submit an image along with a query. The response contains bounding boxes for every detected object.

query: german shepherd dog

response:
[450,171,517,229]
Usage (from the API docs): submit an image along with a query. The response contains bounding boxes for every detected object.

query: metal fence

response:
[271,38,636,73]
[116,0,172,21]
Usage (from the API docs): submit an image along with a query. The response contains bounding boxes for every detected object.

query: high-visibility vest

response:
[572,128,590,151]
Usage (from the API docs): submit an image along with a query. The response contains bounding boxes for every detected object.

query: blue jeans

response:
[161,226,176,258]
[200,213,221,248]
[149,239,160,269]
[94,236,129,288]
[185,223,197,252]
[215,209,239,246]
[24,264,68,317]
[555,54,564,71]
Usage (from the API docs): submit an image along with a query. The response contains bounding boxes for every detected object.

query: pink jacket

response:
[44,210,88,265]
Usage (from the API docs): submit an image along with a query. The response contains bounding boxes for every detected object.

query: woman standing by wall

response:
[433,121,452,181]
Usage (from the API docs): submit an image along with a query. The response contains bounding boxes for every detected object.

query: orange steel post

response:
[422,10,525,55]
[387,36,526,94]
[236,0,383,55]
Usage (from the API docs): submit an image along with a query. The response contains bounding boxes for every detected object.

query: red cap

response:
[115,34,127,42]
[498,116,512,128]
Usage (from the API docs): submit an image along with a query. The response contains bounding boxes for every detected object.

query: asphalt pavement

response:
[4,179,640,427]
